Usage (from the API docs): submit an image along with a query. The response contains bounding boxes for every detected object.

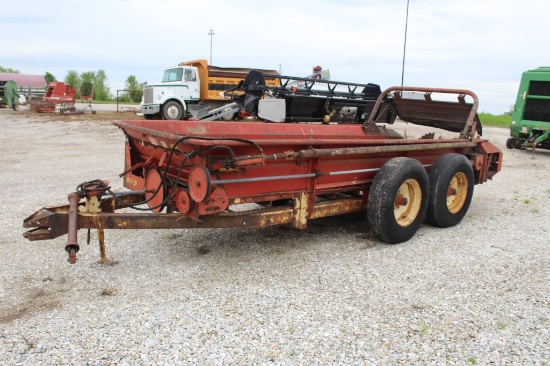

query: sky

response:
[1,0,549,114]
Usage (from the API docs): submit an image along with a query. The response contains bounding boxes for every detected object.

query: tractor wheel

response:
[367,157,429,244]
[162,101,184,120]
[506,137,515,149]
[426,153,474,228]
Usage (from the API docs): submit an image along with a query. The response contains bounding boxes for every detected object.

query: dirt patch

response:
[0,288,60,325]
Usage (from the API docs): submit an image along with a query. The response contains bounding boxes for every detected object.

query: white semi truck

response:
[141,59,279,120]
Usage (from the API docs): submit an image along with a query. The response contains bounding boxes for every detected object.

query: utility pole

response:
[209,29,215,65]
[401,0,410,87]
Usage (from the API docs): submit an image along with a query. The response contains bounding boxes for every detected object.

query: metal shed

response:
[0,73,47,102]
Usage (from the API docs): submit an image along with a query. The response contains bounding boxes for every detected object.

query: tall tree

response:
[0,66,20,73]
[80,71,95,85]
[93,69,111,101]
[79,71,95,98]
[44,72,56,84]
[124,75,144,103]
[64,70,81,91]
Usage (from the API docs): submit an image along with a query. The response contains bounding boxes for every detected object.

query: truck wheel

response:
[367,157,429,244]
[162,101,184,120]
[426,153,474,228]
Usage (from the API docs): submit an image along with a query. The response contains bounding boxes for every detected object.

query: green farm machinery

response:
[507,67,550,151]
[0,80,19,110]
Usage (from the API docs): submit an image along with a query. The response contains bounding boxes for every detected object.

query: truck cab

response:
[141,66,200,120]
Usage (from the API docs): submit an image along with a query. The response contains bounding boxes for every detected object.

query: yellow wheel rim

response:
[394,178,422,227]
[447,172,468,214]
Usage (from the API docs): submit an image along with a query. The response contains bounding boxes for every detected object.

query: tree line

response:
[0,66,144,103]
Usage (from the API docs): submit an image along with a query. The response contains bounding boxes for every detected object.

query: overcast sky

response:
[1,0,549,114]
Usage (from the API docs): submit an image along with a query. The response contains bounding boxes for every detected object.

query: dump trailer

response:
[24,81,502,264]
[141,59,280,120]
[507,67,550,151]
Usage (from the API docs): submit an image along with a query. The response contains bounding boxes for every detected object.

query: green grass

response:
[478,113,512,128]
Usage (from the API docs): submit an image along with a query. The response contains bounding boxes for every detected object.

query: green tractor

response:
[0,80,19,110]
[507,67,550,151]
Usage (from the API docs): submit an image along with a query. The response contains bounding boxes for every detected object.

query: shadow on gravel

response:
[161,211,382,261]
[0,287,61,325]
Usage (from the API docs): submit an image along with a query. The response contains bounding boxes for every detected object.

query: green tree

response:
[79,71,95,99]
[80,71,95,85]
[80,81,94,99]
[45,72,56,84]
[0,66,20,73]
[64,70,81,91]
[93,69,111,101]
[124,75,144,103]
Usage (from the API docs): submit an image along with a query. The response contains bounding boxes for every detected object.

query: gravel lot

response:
[0,106,548,365]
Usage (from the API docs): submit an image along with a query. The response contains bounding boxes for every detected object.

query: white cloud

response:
[1,0,549,113]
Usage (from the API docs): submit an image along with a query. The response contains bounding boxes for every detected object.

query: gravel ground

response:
[0,107,548,365]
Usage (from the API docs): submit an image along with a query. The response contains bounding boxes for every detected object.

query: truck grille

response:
[143,87,154,104]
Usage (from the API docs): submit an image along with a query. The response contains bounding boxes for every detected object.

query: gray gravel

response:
[0,108,548,365]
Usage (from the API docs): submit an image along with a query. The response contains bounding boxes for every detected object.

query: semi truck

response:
[24,70,502,264]
[507,67,550,152]
[141,59,280,120]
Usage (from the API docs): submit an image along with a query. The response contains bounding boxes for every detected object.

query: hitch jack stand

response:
[65,192,83,264]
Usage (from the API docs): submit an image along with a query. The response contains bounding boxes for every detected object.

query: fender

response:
[161,97,187,113]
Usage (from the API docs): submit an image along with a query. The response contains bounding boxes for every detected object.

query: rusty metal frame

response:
[365,86,480,139]
[23,85,503,265]
[116,89,143,112]
[24,192,366,263]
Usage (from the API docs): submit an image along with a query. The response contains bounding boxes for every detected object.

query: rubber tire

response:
[426,153,474,228]
[162,101,184,120]
[506,137,514,149]
[367,157,429,244]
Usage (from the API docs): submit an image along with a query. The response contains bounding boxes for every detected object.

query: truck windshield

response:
[162,68,183,82]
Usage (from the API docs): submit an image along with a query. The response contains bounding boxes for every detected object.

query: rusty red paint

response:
[23,86,504,263]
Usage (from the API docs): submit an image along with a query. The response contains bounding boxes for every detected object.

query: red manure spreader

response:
[23,71,502,264]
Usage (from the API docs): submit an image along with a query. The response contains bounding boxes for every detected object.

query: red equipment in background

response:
[29,82,92,114]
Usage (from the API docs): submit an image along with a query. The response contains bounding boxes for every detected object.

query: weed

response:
[531,209,540,214]
[468,357,477,364]
[42,276,53,283]
[497,322,507,329]
[524,199,530,204]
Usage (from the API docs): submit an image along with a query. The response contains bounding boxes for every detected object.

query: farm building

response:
[0,72,47,103]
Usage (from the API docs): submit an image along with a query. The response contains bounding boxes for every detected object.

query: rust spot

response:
[187,125,207,135]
